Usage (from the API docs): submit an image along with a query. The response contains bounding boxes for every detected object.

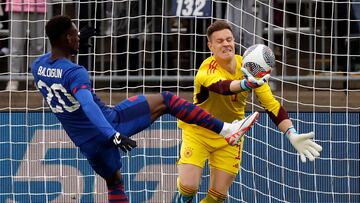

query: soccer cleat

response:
[224,112,260,145]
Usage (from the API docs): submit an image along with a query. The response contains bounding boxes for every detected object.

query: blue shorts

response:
[113,95,152,137]
[79,95,151,179]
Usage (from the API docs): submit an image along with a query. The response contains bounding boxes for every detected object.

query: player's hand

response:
[285,128,323,163]
[79,25,96,48]
[240,68,270,91]
[112,132,137,153]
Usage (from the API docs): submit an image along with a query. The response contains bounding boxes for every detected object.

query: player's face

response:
[208,29,235,61]
[67,23,80,55]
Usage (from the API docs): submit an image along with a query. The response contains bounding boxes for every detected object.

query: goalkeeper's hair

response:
[207,20,233,41]
[45,15,73,46]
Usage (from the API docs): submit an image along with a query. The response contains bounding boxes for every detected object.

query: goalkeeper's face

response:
[208,29,235,61]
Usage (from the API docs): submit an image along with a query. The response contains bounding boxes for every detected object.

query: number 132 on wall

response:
[173,0,212,17]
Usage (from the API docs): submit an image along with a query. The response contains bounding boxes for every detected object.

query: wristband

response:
[284,126,297,138]
[240,79,251,91]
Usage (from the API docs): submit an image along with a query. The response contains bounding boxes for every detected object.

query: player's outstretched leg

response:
[145,91,259,145]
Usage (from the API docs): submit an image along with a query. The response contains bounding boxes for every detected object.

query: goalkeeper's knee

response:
[177,177,197,203]
[199,188,227,203]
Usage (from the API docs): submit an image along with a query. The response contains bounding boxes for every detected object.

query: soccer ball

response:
[242,44,275,78]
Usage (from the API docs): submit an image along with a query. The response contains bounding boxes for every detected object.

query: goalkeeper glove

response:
[285,127,323,163]
[240,68,270,91]
[79,25,96,49]
[112,132,137,153]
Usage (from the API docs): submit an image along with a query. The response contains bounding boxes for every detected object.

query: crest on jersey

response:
[183,147,193,158]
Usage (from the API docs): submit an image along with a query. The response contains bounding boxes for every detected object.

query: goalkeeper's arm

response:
[209,68,270,94]
[268,107,323,163]
[230,68,270,92]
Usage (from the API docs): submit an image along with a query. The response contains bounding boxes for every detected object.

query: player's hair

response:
[206,20,233,41]
[45,15,73,46]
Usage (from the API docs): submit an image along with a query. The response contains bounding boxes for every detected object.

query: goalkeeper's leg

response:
[199,161,238,202]
[177,164,202,203]
[199,188,227,203]
[177,177,198,203]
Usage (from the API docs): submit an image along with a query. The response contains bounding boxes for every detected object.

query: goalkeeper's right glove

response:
[240,68,270,91]
[285,127,323,163]
[112,132,137,153]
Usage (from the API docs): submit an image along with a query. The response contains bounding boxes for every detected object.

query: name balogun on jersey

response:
[36,65,79,113]
[37,66,63,78]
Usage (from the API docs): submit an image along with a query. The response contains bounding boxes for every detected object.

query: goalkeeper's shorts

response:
[177,129,245,175]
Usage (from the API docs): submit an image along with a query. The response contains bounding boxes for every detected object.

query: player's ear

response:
[66,33,71,44]
[207,41,212,51]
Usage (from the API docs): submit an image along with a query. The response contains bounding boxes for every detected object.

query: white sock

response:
[219,122,232,137]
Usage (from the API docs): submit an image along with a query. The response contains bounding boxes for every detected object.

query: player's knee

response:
[160,91,176,113]
[161,91,174,104]
[161,91,174,97]
[177,177,198,202]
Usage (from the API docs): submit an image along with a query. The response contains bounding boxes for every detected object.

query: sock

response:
[161,91,223,134]
[219,122,232,137]
[108,180,129,203]
[199,188,227,203]
[177,178,197,203]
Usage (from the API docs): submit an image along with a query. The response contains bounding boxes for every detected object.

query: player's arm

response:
[73,89,116,138]
[230,68,270,92]
[255,86,323,163]
[68,67,136,152]
[73,89,136,152]
[201,68,270,95]
[196,65,269,95]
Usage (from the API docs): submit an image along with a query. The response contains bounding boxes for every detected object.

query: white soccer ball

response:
[242,44,275,78]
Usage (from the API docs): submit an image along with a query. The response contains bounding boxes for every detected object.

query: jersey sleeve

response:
[67,66,92,94]
[254,83,281,115]
[74,89,116,139]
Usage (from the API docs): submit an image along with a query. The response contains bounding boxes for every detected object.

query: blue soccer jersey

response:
[32,53,116,146]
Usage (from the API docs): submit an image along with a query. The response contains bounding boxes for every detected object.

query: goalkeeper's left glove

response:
[285,127,323,163]
[240,68,270,91]
[79,25,96,49]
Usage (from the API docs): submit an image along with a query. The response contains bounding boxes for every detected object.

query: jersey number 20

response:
[37,80,80,113]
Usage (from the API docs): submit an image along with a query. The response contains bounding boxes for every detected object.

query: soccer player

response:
[176,20,323,203]
[31,16,259,203]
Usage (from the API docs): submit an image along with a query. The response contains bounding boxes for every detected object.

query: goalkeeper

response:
[176,20,323,203]
[31,16,260,202]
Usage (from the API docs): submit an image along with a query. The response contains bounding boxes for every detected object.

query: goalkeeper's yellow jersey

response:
[178,55,281,139]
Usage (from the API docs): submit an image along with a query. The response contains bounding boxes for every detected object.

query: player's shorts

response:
[79,135,121,179]
[79,95,151,179]
[177,130,244,175]
[113,95,151,137]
